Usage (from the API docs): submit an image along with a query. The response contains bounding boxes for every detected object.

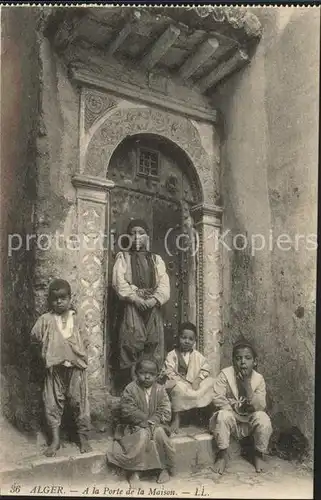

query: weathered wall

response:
[0,7,40,430]
[213,8,319,455]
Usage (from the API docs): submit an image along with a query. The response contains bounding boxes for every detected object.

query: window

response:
[137,148,159,179]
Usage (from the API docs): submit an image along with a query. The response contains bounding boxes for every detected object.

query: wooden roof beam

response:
[141,24,181,71]
[179,37,219,81]
[197,48,249,93]
[107,10,141,56]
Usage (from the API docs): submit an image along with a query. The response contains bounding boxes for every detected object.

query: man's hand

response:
[192,377,202,391]
[144,297,157,308]
[139,421,149,428]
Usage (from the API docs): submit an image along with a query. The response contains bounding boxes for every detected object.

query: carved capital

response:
[190,203,223,227]
[72,174,115,203]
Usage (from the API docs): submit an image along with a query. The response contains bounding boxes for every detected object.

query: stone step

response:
[0,431,243,491]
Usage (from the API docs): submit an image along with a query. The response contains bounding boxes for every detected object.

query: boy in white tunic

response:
[209,337,272,474]
[163,322,214,433]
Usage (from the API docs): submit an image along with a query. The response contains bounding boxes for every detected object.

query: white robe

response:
[112,251,170,305]
[163,349,214,412]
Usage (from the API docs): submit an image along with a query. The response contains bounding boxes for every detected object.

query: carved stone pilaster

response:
[191,203,223,376]
[72,174,114,389]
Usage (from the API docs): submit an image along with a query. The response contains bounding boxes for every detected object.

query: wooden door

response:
[106,135,197,385]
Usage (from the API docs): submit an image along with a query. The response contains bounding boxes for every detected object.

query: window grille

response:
[137,148,159,178]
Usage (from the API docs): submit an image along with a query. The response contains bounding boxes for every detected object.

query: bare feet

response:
[213,449,228,475]
[79,436,93,454]
[128,472,140,488]
[170,412,180,434]
[254,451,268,473]
[157,469,170,483]
[44,428,60,457]
[44,441,60,457]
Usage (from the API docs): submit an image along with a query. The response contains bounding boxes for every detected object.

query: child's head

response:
[135,357,159,388]
[232,337,257,376]
[178,322,197,352]
[48,279,71,315]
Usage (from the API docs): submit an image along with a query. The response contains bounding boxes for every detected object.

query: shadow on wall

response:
[269,412,310,462]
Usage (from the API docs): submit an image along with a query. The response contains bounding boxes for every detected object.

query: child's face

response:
[179,329,196,352]
[136,361,158,388]
[233,347,255,377]
[50,288,71,315]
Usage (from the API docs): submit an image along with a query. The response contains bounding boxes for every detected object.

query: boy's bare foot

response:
[213,449,228,475]
[79,436,93,454]
[44,428,60,457]
[44,442,60,457]
[254,451,268,473]
[170,412,180,434]
[128,472,140,488]
[157,469,170,483]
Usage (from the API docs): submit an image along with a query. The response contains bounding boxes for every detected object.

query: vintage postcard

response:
[0,3,318,498]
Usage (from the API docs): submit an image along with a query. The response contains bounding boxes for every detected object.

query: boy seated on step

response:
[209,336,272,474]
[106,356,176,487]
[31,279,92,457]
[162,322,214,434]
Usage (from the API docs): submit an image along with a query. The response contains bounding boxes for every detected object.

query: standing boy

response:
[31,279,92,456]
[209,337,272,474]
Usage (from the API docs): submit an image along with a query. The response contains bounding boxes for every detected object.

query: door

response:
[106,134,197,387]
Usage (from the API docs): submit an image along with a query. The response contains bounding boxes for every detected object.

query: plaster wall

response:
[0,7,40,430]
[214,8,319,454]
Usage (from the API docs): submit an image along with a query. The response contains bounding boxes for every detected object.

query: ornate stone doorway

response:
[72,96,223,396]
[106,134,201,390]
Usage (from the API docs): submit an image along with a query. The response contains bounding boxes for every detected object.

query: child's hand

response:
[139,421,149,428]
[166,379,177,390]
[192,378,201,391]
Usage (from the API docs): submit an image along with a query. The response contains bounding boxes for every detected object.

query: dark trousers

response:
[43,365,90,437]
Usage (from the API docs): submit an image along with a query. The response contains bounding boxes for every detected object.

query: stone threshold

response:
[1,432,221,486]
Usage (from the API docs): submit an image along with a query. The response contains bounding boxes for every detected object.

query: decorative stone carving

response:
[78,201,105,385]
[183,6,262,39]
[83,88,117,133]
[72,175,115,387]
[84,106,216,205]
[191,203,223,374]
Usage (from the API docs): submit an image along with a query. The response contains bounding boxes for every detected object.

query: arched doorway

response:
[105,133,202,392]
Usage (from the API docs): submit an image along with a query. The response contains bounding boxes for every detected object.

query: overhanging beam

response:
[107,11,141,56]
[141,24,181,71]
[197,49,249,93]
[179,38,219,81]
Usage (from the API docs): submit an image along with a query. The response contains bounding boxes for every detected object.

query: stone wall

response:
[214,8,319,456]
[0,7,40,430]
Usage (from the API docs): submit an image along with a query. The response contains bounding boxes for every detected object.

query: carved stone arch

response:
[83,105,218,206]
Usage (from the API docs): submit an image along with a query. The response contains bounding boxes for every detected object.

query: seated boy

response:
[209,336,272,474]
[162,322,214,433]
[106,356,176,487]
